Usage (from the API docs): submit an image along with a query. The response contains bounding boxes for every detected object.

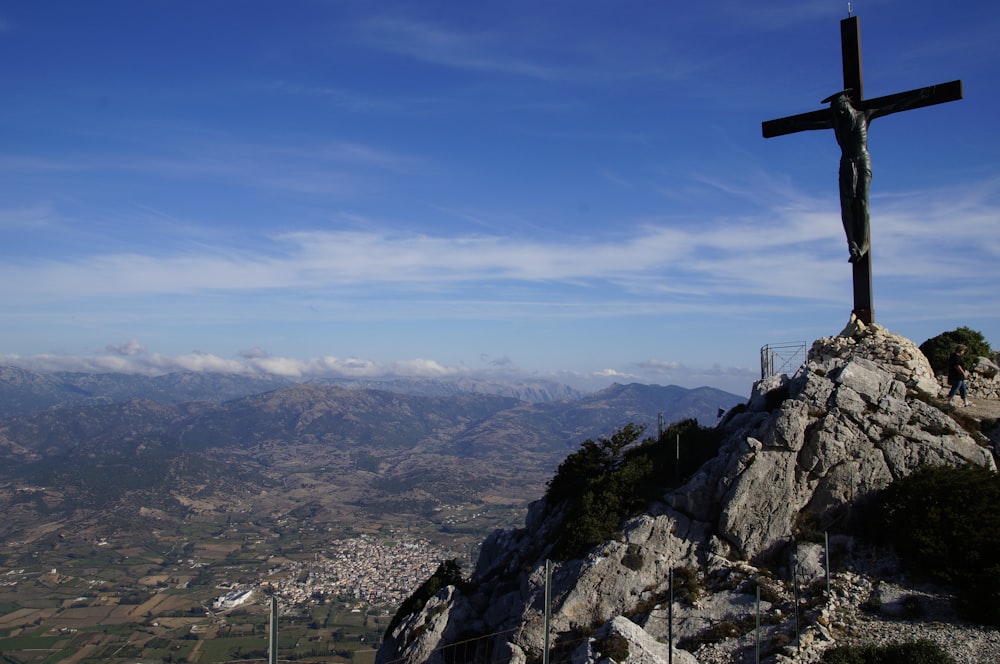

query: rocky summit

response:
[376,325,998,664]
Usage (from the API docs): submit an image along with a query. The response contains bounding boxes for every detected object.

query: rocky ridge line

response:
[377,325,998,664]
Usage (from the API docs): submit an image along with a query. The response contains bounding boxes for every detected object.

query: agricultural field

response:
[4,377,728,661]
[0,492,526,663]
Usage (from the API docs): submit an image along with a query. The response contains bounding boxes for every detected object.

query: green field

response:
[0,502,500,663]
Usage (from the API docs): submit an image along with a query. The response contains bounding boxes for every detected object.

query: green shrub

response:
[821,639,954,663]
[955,563,1000,627]
[918,327,992,374]
[870,464,1000,625]
[386,559,465,636]
[755,577,784,605]
[672,565,703,605]
[621,544,644,571]
[900,594,925,620]
[678,619,744,652]
[792,509,824,543]
[546,421,725,560]
[547,424,648,503]
[859,591,882,615]
[596,633,629,662]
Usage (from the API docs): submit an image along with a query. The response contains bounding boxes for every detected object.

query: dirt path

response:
[937,395,1000,422]
[954,396,1000,422]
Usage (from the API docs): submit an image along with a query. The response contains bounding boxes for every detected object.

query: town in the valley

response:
[214,534,449,612]
[0,505,486,663]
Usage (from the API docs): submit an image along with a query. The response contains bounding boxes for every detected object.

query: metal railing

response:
[760,341,807,379]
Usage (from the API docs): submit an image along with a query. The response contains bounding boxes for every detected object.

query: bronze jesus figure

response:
[826,91,873,263]
[788,87,930,263]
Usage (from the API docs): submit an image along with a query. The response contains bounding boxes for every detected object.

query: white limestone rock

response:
[572,615,700,664]
[975,356,999,379]
[380,587,476,664]
[376,325,997,664]
[691,324,995,561]
[749,373,789,412]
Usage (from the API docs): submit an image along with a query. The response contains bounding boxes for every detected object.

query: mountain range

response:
[0,365,588,419]
[0,366,743,572]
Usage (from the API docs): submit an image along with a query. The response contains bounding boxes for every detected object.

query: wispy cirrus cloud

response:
[343,10,711,88]
[0,203,59,232]
[1,133,422,194]
[2,177,996,309]
[0,221,831,303]
[350,15,557,79]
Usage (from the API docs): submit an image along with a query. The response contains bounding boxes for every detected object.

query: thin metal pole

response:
[268,595,278,664]
[793,558,800,655]
[543,559,552,664]
[755,584,761,664]
[668,567,673,664]
[674,434,680,484]
[825,531,832,597]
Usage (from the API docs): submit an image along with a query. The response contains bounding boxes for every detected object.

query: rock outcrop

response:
[377,326,997,664]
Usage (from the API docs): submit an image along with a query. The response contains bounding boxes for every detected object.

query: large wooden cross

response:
[762,15,962,325]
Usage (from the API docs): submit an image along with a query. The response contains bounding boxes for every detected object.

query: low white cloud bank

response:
[0,345,757,395]
[0,347,464,381]
[106,338,146,356]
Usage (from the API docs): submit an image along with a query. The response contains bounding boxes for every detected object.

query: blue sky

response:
[1,1,998,396]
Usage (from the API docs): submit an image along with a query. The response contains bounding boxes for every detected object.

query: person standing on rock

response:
[947,344,971,407]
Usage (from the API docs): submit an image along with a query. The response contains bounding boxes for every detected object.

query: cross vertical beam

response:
[841,17,863,100]
[840,17,874,324]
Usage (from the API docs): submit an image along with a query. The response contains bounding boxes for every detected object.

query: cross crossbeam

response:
[762,80,963,139]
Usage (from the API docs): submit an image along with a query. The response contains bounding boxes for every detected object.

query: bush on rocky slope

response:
[545,419,725,560]
[821,639,955,663]
[868,464,1000,626]
[918,326,992,374]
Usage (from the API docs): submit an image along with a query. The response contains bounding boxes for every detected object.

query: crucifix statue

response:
[762,15,962,325]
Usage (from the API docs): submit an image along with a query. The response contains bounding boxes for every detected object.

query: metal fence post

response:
[825,530,831,597]
[543,559,552,664]
[668,567,673,664]
[755,584,761,664]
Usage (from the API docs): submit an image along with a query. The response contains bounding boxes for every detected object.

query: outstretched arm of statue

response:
[761,108,832,138]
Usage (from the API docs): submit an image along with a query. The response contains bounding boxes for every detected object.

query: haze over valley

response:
[0,368,741,663]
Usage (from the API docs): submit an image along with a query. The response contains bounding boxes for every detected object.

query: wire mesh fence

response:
[760,341,807,379]
[383,540,844,664]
